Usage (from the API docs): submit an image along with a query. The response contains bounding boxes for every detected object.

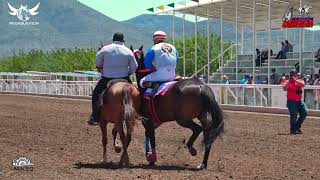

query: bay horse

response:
[98,80,141,166]
[131,46,224,169]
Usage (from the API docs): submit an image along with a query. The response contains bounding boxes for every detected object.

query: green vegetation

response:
[172,32,233,76]
[0,48,96,72]
[0,33,233,76]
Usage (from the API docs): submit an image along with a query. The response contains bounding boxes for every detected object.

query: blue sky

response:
[77,0,205,22]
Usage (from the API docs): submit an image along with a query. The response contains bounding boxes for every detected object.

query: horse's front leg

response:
[143,118,157,164]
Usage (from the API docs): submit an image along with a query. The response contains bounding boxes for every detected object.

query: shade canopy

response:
[157,0,320,31]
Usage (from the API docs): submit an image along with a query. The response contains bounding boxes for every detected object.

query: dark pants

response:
[276,51,286,59]
[91,76,132,122]
[287,101,308,131]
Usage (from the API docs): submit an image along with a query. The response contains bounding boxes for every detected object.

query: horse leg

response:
[118,124,129,167]
[198,116,213,170]
[99,120,108,163]
[124,121,133,166]
[112,126,122,153]
[176,120,202,156]
[143,119,157,164]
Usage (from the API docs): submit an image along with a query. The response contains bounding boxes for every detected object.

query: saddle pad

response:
[144,81,178,97]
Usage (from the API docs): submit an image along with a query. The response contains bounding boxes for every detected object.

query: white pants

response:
[140,66,175,88]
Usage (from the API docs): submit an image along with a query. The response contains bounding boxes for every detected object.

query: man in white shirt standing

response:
[88,32,138,125]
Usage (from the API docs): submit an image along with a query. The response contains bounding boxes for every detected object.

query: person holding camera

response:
[282,70,307,134]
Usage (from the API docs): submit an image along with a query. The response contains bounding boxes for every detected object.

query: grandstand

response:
[211,51,320,83]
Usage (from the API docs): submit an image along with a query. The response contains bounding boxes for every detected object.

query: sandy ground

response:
[0,94,319,180]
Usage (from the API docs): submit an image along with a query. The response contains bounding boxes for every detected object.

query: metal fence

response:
[0,79,97,96]
[208,84,320,111]
[1,79,320,111]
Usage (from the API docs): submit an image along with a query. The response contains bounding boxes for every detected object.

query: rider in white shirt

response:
[139,31,178,88]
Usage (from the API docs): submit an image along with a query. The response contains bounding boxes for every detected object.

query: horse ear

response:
[130,45,134,52]
[139,45,143,51]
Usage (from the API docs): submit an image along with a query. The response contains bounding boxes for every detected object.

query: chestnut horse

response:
[131,46,224,169]
[98,80,141,166]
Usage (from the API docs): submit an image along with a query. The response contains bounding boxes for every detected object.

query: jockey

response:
[139,30,178,91]
[139,31,178,164]
[87,32,138,125]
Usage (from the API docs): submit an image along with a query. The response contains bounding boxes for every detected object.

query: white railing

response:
[1,79,320,111]
[208,84,320,111]
[0,79,97,96]
[193,43,238,76]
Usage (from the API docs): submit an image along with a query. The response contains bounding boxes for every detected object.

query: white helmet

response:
[153,30,167,41]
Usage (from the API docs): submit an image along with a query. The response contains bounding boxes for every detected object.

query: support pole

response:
[253,0,256,82]
[183,12,186,77]
[207,8,210,80]
[268,0,271,84]
[241,25,244,54]
[253,0,256,106]
[172,9,175,46]
[195,9,198,76]
[220,5,224,78]
[299,0,303,73]
[235,0,238,83]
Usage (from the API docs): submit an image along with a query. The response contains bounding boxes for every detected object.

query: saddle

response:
[143,81,178,128]
[98,79,129,107]
[143,81,178,98]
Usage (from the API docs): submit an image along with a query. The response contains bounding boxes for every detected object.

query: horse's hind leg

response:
[99,120,108,163]
[112,126,122,153]
[198,115,213,169]
[118,124,129,167]
[176,119,202,156]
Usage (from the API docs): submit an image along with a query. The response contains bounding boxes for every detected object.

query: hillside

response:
[0,0,152,58]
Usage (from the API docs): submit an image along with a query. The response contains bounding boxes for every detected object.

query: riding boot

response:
[150,82,159,97]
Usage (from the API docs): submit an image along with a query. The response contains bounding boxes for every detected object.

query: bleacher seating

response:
[210,52,320,83]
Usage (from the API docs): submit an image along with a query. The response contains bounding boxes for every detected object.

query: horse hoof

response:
[197,164,207,170]
[188,147,197,156]
[101,157,107,163]
[146,153,153,162]
[115,146,122,153]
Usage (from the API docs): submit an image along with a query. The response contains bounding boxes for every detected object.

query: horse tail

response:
[122,83,139,133]
[200,84,224,148]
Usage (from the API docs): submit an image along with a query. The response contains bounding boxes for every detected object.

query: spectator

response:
[304,75,311,85]
[294,62,300,72]
[275,42,287,59]
[311,74,319,85]
[255,49,262,66]
[221,75,230,84]
[314,75,320,110]
[270,68,278,85]
[247,74,253,84]
[255,76,263,84]
[240,75,249,84]
[278,73,286,84]
[282,70,307,134]
[285,40,293,52]
[315,48,320,62]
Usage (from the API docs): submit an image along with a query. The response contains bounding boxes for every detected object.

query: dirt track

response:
[0,94,319,180]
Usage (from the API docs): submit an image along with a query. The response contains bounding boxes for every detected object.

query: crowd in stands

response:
[220,68,320,86]
[255,40,293,67]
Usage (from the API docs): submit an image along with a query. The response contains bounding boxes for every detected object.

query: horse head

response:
[98,41,106,51]
[131,45,145,70]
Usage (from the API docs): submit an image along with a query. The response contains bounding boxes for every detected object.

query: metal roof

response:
[158,0,320,31]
